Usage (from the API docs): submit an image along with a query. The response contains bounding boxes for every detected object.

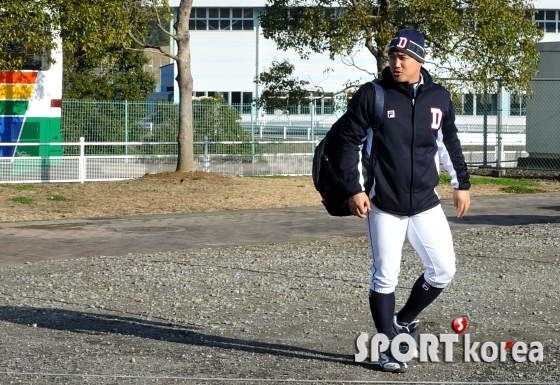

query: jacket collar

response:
[381,66,433,92]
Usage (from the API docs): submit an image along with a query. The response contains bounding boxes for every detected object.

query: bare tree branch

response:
[340,54,376,76]
[150,1,176,40]
[126,30,178,61]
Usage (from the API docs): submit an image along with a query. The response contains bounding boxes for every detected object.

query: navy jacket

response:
[333,66,470,216]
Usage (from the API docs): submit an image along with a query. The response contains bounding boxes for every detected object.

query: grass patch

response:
[439,174,543,194]
[10,196,34,204]
[1,184,37,191]
[439,174,452,184]
[470,176,543,193]
[52,209,70,214]
[49,195,70,202]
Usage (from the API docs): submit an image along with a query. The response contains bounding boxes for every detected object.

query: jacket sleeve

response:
[437,96,471,190]
[333,83,375,197]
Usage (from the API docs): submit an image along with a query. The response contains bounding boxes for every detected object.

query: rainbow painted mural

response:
[0,70,62,161]
[0,71,38,157]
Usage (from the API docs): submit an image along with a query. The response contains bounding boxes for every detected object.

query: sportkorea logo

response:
[355,317,544,364]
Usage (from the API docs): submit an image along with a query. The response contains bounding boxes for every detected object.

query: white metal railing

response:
[457,133,526,168]
[0,138,316,183]
[458,132,525,146]
[0,138,178,183]
[0,133,530,183]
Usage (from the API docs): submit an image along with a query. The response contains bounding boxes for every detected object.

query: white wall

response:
[177,5,377,102]
[172,0,560,102]
[190,31,376,92]
[534,0,559,9]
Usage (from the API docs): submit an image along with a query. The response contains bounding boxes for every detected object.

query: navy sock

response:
[368,289,395,338]
[397,273,444,324]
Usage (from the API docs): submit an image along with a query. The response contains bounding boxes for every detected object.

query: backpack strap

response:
[370,80,384,133]
[368,80,384,162]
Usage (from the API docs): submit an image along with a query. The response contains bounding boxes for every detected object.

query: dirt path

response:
[0,170,558,223]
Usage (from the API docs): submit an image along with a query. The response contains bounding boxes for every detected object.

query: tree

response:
[63,48,156,101]
[58,0,132,68]
[0,1,60,69]
[194,96,238,143]
[254,59,312,111]
[59,0,156,100]
[147,18,172,46]
[258,0,543,105]
[125,0,195,172]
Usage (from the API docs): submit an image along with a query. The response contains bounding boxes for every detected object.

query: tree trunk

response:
[377,46,389,79]
[175,0,194,172]
[376,0,394,79]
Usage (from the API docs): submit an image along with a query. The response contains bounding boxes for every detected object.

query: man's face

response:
[389,51,423,84]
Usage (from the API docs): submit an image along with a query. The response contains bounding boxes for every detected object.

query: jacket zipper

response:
[409,96,416,216]
[409,83,430,215]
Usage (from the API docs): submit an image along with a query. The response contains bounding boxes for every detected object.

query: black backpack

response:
[312,81,384,216]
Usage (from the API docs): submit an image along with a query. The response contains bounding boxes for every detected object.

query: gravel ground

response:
[0,222,559,384]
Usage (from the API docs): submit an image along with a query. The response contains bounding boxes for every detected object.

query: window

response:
[197,91,251,112]
[476,93,497,116]
[534,10,559,33]
[230,91,253,113]
[190,8,254,31]
[453,94,474,115]
[242,92,253,113]
[268,94,333,115]
[315,97,333,115]
[322,98,333,114]
[325,8,343,19]
[510,94,526,116]
[191,8,207,30]
[218,92,229,103]
[231,91,241,105]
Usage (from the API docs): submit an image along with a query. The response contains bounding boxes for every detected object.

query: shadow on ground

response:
[448,214,560,227]
[0,306,375,370]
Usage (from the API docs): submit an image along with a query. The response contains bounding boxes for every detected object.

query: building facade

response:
[167,0,560,123]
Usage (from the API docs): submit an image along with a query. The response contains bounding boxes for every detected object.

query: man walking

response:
[335,29,471,372]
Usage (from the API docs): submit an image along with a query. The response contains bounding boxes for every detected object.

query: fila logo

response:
[397,37,408,48]
[431,107,443,130]
[422,282,431,291]
[387,110,395,118]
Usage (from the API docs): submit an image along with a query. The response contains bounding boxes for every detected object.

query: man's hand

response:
[349,192,371,218]
[453,189,470,218]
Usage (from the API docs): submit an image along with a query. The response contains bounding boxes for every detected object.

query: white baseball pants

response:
[366,203,456,294]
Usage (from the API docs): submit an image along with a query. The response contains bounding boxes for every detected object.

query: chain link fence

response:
[520,79,560,169]
[1,89,559,183]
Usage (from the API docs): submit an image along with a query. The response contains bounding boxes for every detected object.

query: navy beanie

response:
[389,29,425,63]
